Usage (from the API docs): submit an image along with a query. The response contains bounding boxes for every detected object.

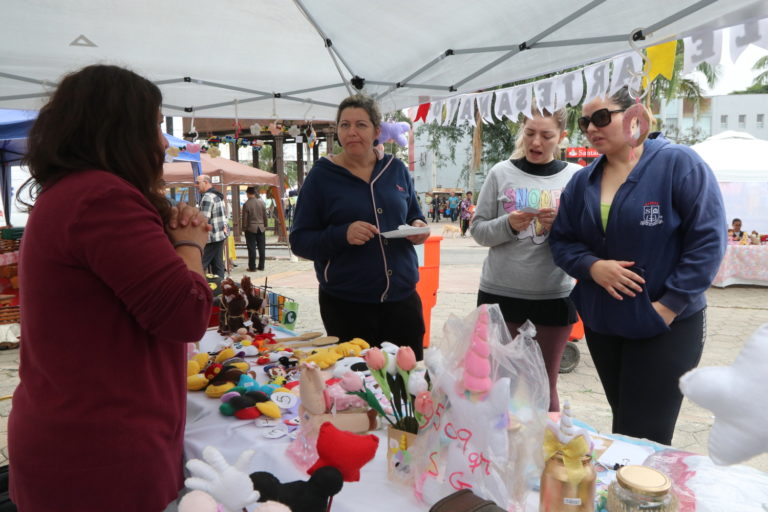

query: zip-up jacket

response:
[289,154,425,303]
[549,133,727,338]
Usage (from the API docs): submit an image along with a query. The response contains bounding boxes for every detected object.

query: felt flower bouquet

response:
[345,344,431,435]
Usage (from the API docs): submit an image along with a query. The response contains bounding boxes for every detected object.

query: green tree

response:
[648,43,718,108]
[752,55,768,87]
[256,144,273,171]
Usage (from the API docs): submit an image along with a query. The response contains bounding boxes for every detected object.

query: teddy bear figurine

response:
[218,278,248,335]
[241,276,266,334]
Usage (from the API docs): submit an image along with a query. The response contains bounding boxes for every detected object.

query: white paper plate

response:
[380,226,431,238]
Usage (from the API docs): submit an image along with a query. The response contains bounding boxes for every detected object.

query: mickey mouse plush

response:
[250,466,343,512]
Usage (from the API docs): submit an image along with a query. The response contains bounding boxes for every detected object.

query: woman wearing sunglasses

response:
[549,86,726,445]
[470,107,581,412]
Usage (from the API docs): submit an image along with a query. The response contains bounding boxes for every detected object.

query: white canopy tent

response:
[1,0,767,120]
[692,131,768,232]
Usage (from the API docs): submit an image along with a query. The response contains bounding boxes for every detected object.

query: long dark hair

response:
[20,64,170,223]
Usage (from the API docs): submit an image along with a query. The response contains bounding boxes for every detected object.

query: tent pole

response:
[269,187,288,244]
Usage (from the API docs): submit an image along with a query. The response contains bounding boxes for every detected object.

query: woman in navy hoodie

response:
[549,87,726,445]
[290,94,429,358]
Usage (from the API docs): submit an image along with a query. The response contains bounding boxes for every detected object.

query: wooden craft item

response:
[278,336,339,349]
[274,331,323,343]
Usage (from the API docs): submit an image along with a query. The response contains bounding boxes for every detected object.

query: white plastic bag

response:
[644,449,768,511]
[412,304,549,510]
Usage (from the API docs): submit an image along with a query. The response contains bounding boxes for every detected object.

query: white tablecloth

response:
[186,329,429,511]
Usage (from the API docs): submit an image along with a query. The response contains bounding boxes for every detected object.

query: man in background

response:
[448,192,460,222]
[242,186,267,271]
[197,175,228,279]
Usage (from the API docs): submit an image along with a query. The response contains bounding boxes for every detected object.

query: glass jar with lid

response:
[606,465,677,512]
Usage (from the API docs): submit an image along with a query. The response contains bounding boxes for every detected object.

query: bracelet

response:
[173,240,204,255]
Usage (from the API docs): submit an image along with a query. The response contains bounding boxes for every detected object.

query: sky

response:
[694,44,768,96]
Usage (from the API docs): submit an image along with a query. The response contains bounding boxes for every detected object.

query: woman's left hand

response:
[537,208,557,231]
[406,219,430,245]
[651,301,677,325]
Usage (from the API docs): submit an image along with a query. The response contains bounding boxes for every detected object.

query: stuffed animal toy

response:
[185,447,288,512]
[680,323,768,465]
[300,347,342,369]
[377,121,411,147]
[250,466,343,512]
[298,363,377,436]
[219,388,282,420]
[332,356,369,378]
[187,348,245,392]
[218,278,248,335]
[298,339,370,369]
[325,378,367,411]
[241,276,265,334]
[307,422,379,482]
[179,490,292,512]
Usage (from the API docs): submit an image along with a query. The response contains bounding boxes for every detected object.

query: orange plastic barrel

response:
[415,235,442,348]
[569,313,585,341]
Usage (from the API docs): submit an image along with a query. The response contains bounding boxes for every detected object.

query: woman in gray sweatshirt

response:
[470,107,581,412]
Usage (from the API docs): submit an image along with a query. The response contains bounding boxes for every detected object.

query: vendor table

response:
[185,331,768,511]
[186,329,423,511]
[712,244,768,288]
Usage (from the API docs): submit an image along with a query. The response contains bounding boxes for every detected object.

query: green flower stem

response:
[397,368,412,416]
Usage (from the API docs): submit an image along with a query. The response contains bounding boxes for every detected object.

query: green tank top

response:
[601,202,611,231]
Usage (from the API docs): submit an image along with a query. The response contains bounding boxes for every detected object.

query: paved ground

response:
[1,227,767,474]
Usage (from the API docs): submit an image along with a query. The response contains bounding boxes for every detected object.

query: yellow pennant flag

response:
[643,40,677,88]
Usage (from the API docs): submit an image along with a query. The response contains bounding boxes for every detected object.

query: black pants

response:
[585,308,706,445]
[202,239,226,279]
[319,288,425,360]
[460,218,470,236]
[245,230,266,271]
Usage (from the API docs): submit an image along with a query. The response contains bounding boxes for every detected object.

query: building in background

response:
[656,94,767,144]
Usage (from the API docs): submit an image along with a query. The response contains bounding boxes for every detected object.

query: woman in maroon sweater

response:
[9,65,213,511]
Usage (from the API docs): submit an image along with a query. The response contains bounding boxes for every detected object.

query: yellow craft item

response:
[542,428,591,487]
[301,347,343,369]
[205,381,236,398]
[187,360,201,377]
[187,374,210,391]
[348,337,370,350]
[214,348,236,364]
[256,401,282,419]
[226,360,250,373]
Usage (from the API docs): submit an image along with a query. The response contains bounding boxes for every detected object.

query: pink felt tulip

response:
[415,391,434,417]
[363,347,386,371]
[339,371,364,392]
[396,346,417,372]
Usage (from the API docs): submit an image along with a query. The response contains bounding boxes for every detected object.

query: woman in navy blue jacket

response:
[549,87,726,445]
[289,94,429,358]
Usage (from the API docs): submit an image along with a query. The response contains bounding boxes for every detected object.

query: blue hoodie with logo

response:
[549,133,727,339]
[289,154,425,303]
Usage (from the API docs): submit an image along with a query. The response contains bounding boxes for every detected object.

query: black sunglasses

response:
[578,108,625,133]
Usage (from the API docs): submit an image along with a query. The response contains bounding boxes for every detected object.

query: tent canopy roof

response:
[2,1,766,120]
[691,131,768,182]
[0,109,37,165]
[164,154,278,187]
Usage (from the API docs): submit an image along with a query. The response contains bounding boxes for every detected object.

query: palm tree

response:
[752,55,768,86]
[649,44,719,107]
